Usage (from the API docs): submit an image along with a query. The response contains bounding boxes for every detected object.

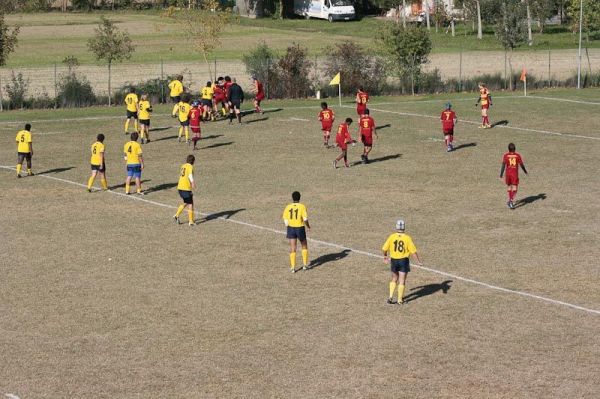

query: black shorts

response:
[126,110,138,119]
[286,226,306,241]
[180,120,190,127]
[391,258,410,273]
[17,152,32,161]
[139,119,150,126]
[171,96,181,103]
[230,99,241,110]
[91,163,105,171]
[179,189,193,204]
[201,99,212,107]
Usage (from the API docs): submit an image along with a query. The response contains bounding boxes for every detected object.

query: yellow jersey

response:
[16,130,32,153]
[138,100,152,120]
[90,141,105,166]
[201,86,214,100]
[382,233,417,259]
[169,80,183,97]
[177,163,194,191]
[123,141,143,165]
[282,202,308,228]
[124,93,139,112]
[177,102,192,122]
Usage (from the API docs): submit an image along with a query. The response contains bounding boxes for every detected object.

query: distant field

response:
[1,88,599,397]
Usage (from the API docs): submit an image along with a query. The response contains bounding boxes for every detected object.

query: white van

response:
[293,0,356,22]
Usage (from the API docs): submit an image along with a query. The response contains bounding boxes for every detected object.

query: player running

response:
[173,155,197,226]
[138,94,153,144]
[355,87,369,116]
[200,81,214,121]
[476,83,492,129]
[251,75,265,114]
[173,95,192,143]
[169,74,184,104]
[189,100,202,150]
[318,102,335,147]
[358,108,377,163]
[441,102,457,152]
[123,132,144,195]
[282,191,311,273]
[227,78,245,124]
[124,87,139,134]
[333,118,354,169]
[15,123,33,178]
[500,143,528,209]
[87,134,108,192]
[382,219,423,305]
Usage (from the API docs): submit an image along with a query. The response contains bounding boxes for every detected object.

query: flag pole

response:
[524,76,527,97]
[338,72,342,107]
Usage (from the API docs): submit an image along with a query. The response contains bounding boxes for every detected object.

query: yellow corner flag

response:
[329,72,340,86]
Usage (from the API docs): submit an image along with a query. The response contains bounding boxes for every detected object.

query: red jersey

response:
[214,85,225,101]
[224,82,233,99]
[255,80,264,95]
[356,91,369,105]
[441,110,456,131]
[479,88,491,108]
[319,109,335,129]
[335,123,352,150]
[189,108,201,130]
[502,152,523,176]
[359,115,375,137]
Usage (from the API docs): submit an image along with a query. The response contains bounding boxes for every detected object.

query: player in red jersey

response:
[189,101,202,150]
[333,118,354,169]
[223,76,233,114]
[355,87,369,116]
[213,77,227,118]
[318,102,335,147]
[252,75,265,114]
[500,143,528,209]
[476,83,492,128]
[358,108,377,164]
[440,102,457,152]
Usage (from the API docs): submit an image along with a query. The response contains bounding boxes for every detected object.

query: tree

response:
[164,0,235,79]
[529,0,557,33]
[0,11,20,111]
[495,0,527,89]
[242,42,278,98]
[568,0,600,39]
[378,23,432,95]
[87,17,135,106]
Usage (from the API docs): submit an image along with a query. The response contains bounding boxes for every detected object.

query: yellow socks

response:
[136,186,141,194]
[188,209,194,224]
[175,204,185,217]
[178,127,183,138]
[134,120,139,132]
[397,284,406,303]
[301,249,308,266]
[389,281,397,299]
[125,182,130,194]
[125,120,130,133]
[100,177,108,190]
[16,164,22,175]
[87,176,95,190]
[27,168,32,175]
[185,127,189,141]
[289,252,296,269]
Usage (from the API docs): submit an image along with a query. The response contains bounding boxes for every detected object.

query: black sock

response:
[237,114,241,123]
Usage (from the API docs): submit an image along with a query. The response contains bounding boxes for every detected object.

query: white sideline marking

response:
[5,394,21,399]
[360,106,600,141]
[289,117,310,122]
[527,95,600,106]
[1,165,598,316]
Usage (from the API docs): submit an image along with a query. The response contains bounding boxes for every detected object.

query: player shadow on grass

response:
[403,280,453,304]
[452,142,477,151]
[37,166,75,175]
[375,124,391,131]
[201,141,234,150]
[262,108,283,114]
[109,179,151,190]
[308,249,351,270]
[244,117,269,124]
[514,193,547,209]
[149,126,171,132]
[198,208,246,224]
[144,182,178,194]
[201,134,224,140]
[491,120,509,128]
[352,153,401,166]
[152,135,179,142]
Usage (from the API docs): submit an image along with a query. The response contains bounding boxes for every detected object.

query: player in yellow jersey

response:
[123,132,144,195]
[87,134,108,192]
[15,123,33,178]
[172,95,192,144]
[173,155,197,226]
[200,81,214,121]
[282,191,311,273]
[169,74,184,104]
[138,94,153,144]
[382,219,423,305]
[124,87,139,134]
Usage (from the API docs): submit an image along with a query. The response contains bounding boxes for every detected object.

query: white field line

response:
[1,165,598,316]
[357,105,600,141]
[526,95,600,106]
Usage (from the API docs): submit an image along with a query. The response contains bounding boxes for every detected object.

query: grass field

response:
[3,11,599,68]
[0,88,599,397]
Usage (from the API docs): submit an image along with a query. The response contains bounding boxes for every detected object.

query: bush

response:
[4,71,29,110]
[273,44,312,98]
[323,41,387,95]
[242,42,278,99]
[416,68,444,94]
[57,73,96,108]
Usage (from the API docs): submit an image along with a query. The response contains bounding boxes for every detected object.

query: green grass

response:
[1,89,599,397]
[3,11,598,68]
